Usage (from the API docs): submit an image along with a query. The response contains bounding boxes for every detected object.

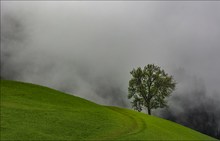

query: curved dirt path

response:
[105,107,147,139]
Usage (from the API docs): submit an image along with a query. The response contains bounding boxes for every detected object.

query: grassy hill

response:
[0,80,217,140]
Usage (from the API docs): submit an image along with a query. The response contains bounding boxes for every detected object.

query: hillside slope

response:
[0,80,217,140]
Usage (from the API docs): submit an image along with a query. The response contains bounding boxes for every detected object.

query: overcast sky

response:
[1,1,220,107]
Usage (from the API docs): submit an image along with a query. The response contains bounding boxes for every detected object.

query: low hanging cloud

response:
[157,68,220,139]
[1,2,220,138]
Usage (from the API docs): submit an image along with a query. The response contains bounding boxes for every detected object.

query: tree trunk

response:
[147,108,151,115]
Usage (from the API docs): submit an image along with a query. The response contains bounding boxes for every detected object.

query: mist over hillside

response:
[1,1,220,139]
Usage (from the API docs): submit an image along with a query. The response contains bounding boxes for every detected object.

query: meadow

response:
[0,80,217,140]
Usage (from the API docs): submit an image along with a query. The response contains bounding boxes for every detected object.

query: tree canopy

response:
[128,64,176,115]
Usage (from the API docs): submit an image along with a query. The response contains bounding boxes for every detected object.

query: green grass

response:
[0,79,217,140]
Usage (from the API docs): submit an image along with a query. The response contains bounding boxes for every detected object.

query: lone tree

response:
[128,64,176,115]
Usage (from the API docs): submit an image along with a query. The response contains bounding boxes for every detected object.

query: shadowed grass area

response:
[0,80,217,140]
